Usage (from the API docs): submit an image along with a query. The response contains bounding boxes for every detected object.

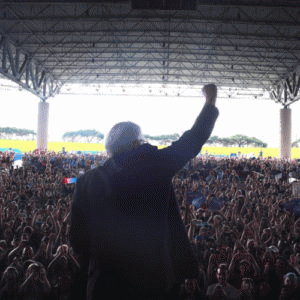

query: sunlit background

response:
[1,78,300,149]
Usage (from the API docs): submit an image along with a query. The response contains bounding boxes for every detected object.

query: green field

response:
[1,139,300,159]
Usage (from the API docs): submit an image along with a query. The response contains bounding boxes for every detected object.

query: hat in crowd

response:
[268,245,279,254]
[195,235,206,241]
[284,272,297,279]
[195,235,201,241]
[240,259,251,266]
[201,222,210,228]
[214,215,222,220]
[104,121,144,157]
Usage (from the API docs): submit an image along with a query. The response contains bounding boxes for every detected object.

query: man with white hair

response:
[70,84,219,300]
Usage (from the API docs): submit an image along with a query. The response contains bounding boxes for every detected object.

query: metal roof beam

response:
[0,35,61,100]
[270,68,300,107]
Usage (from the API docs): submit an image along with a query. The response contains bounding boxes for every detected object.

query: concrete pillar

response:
[280,107,291,159]
[37,101,49,150]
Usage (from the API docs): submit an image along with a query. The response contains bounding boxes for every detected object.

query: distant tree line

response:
[292,139,300,148]
[62,130,104,143]
[0,127,36,140]
[5,127,300,149]
[61,131,180,145]
[205,134,268,148]
[143,133,180,145]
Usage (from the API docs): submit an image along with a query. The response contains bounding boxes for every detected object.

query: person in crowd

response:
[0,266,20,300]
[19,262,52,300]
[278,272,300,300]
[206,263,241,300]
[240,277,255,300]
[179,278,203,300]
[47,244,79,300]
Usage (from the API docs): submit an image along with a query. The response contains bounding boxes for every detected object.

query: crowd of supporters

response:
[1,149,300,299]
[0,151,15,169]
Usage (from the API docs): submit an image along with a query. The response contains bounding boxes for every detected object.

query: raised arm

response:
[159,84,219,174]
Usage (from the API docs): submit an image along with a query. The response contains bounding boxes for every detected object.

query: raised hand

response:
[202,84,217,106]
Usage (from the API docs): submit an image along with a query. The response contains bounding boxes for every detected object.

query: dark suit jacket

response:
[70,104,219,300]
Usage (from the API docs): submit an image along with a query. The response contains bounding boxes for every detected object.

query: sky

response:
[1,86,300,148]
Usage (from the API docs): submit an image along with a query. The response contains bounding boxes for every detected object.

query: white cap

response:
[105,121,143,157]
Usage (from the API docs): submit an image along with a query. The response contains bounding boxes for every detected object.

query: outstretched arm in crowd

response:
[40,266,52,292]
[188,222,195,242]
[229,202,240,227]
[55,221,67,246]
[46,233,56,262]
[67,246,80,269]
[207,254,217,285]
[19,272,34,292]
[47,245,63,272]
[45,206,58,233]
[8,239,27,263]
[0,204,5,228]
[31,208,41,229]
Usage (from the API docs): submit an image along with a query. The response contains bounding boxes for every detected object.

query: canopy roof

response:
[0,1,300,101]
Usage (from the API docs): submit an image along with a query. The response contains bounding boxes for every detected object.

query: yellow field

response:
[0,139,106,153]
[1,139,300,159]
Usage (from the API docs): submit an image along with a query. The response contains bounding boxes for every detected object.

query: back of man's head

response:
[105,121,143,157]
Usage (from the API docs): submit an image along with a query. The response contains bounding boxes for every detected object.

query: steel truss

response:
[0,2,299,101]
[0,35,61,100]
[270,67,300,108]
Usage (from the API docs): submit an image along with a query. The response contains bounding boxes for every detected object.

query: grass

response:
[1,139,300,159]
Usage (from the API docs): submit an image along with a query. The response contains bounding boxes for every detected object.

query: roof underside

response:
[0,1,300,99]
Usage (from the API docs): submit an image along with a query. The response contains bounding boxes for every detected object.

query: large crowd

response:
[1,149,300,299]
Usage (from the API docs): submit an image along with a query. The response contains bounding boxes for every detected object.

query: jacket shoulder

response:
[76,165,107,186]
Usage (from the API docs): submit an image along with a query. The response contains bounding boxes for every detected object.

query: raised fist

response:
[202,84,217,105]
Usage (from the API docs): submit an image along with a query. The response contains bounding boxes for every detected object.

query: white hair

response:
[104,121,143,157]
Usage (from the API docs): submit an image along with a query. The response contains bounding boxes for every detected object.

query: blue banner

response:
[187,188,223,211]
